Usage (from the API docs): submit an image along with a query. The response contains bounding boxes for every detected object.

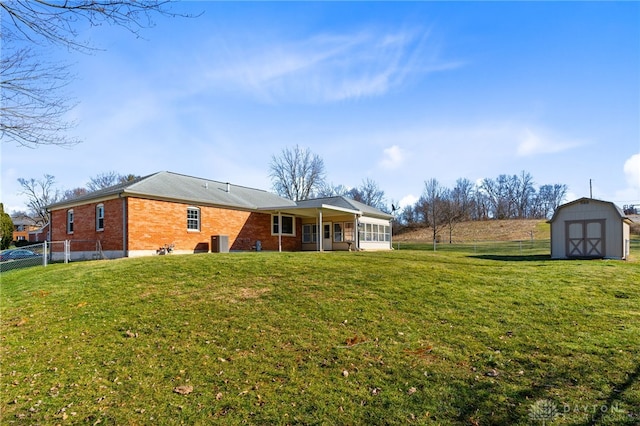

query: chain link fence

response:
[392,239,552,256]
[1,240,105,273]
[0,242,47,273]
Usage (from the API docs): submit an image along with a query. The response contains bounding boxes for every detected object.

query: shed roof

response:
[548,197,632,224]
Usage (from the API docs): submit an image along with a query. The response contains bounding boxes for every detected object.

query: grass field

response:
[1,248,639,425]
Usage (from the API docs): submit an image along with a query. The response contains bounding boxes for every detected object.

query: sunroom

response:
[263,196,393,252]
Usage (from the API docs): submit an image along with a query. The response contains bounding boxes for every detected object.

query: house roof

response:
[45,172,392,219]
[548,197,632,224]
[10,214,38,227]
[47,171,297,211]
[296,196,393,219]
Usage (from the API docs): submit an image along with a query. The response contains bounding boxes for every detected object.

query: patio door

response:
[566,220,605,258]
[323,222,333,251]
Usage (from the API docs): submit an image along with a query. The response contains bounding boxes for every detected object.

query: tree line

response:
[398,174,566,243]
[268,146,568,235]
[11,146,567,236]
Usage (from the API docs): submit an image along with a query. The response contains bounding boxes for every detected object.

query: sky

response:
[2,1,639,214]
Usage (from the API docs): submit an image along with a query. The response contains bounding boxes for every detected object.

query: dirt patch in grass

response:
[238,287,271,299]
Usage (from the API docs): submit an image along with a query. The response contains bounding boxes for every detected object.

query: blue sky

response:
[2,1,639,213]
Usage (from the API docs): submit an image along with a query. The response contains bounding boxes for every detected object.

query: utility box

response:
[211,235,229,253]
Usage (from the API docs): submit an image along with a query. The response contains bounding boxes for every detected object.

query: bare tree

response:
[315,182,350,198]
[0,46,79,148]
[17,174,61,225]
[269,145,326,201]
[348,178,387,211]
[451,178,475,221]
[535,183,568,218]
[62,187,89,201]
[1,1,189,148]
[419,178,448,247]
[87,171,138,191]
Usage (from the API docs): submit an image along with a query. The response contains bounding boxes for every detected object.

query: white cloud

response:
[398,194,418,208]
[623,153,640,190]
[379,145,404,170]
[516,128,582,157]
[204,27,461,103]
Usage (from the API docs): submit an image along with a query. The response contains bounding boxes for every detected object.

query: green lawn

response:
[1,250,638,425]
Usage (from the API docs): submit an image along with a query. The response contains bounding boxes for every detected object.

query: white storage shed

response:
[549,198,632,260]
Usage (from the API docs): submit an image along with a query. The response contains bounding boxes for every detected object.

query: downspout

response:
[119,193,128,257]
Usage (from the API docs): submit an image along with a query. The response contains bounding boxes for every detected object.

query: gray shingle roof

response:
[296,196,393,219]
[47,171,296,210]
[46,172,391,219]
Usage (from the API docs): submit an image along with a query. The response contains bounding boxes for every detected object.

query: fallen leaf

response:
[173,385,193,395]
[407,387,417,395]
[485,369,499,377]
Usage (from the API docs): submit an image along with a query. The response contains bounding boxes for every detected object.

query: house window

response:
[344,222,354,241]
[302,224,317,243]
[334,223,343,242]
[67,209,74,234]
[187,207,200,231]
[272,215,295,236]
[372,224,379,241]
[96,204,104,231]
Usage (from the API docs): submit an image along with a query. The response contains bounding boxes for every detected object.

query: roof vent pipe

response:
[226,182,230,193]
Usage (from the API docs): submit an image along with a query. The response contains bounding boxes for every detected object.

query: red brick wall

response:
[50,198,125,251]
[50,197,302,254]
[127,198,301,252]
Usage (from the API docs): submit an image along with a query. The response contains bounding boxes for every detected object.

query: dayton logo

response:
[528,399,560,425]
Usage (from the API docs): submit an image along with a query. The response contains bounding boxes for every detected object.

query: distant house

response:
[28,223,49,243]
[45,171,393,259]
[549,197,632,260]
[10,214,39,243]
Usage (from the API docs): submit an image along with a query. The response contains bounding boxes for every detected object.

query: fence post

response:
[65,240,70,263]
[43,241,48,267]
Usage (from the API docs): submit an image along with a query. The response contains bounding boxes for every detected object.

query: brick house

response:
[10,214,39,243]
[46,171,393,259]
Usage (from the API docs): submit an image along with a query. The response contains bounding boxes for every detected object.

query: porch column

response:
[278,211,282,252]
[318,209,323,252]
[354,214,359,250]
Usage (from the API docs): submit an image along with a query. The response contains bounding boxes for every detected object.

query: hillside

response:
[394,219,549,243]
[1,250,638,424]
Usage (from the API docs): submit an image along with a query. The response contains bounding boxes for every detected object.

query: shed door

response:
[566,220,605,258]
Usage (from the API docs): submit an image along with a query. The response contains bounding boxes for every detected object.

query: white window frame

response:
[187,207,201,232]
[96,204,105,231]
[344,222,355,241]
[67,209,74,234]
[333,223,343,242]
[272,214,295,236]
[302,224,317,243]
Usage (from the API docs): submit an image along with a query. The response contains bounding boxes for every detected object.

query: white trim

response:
[271,214,296,237]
